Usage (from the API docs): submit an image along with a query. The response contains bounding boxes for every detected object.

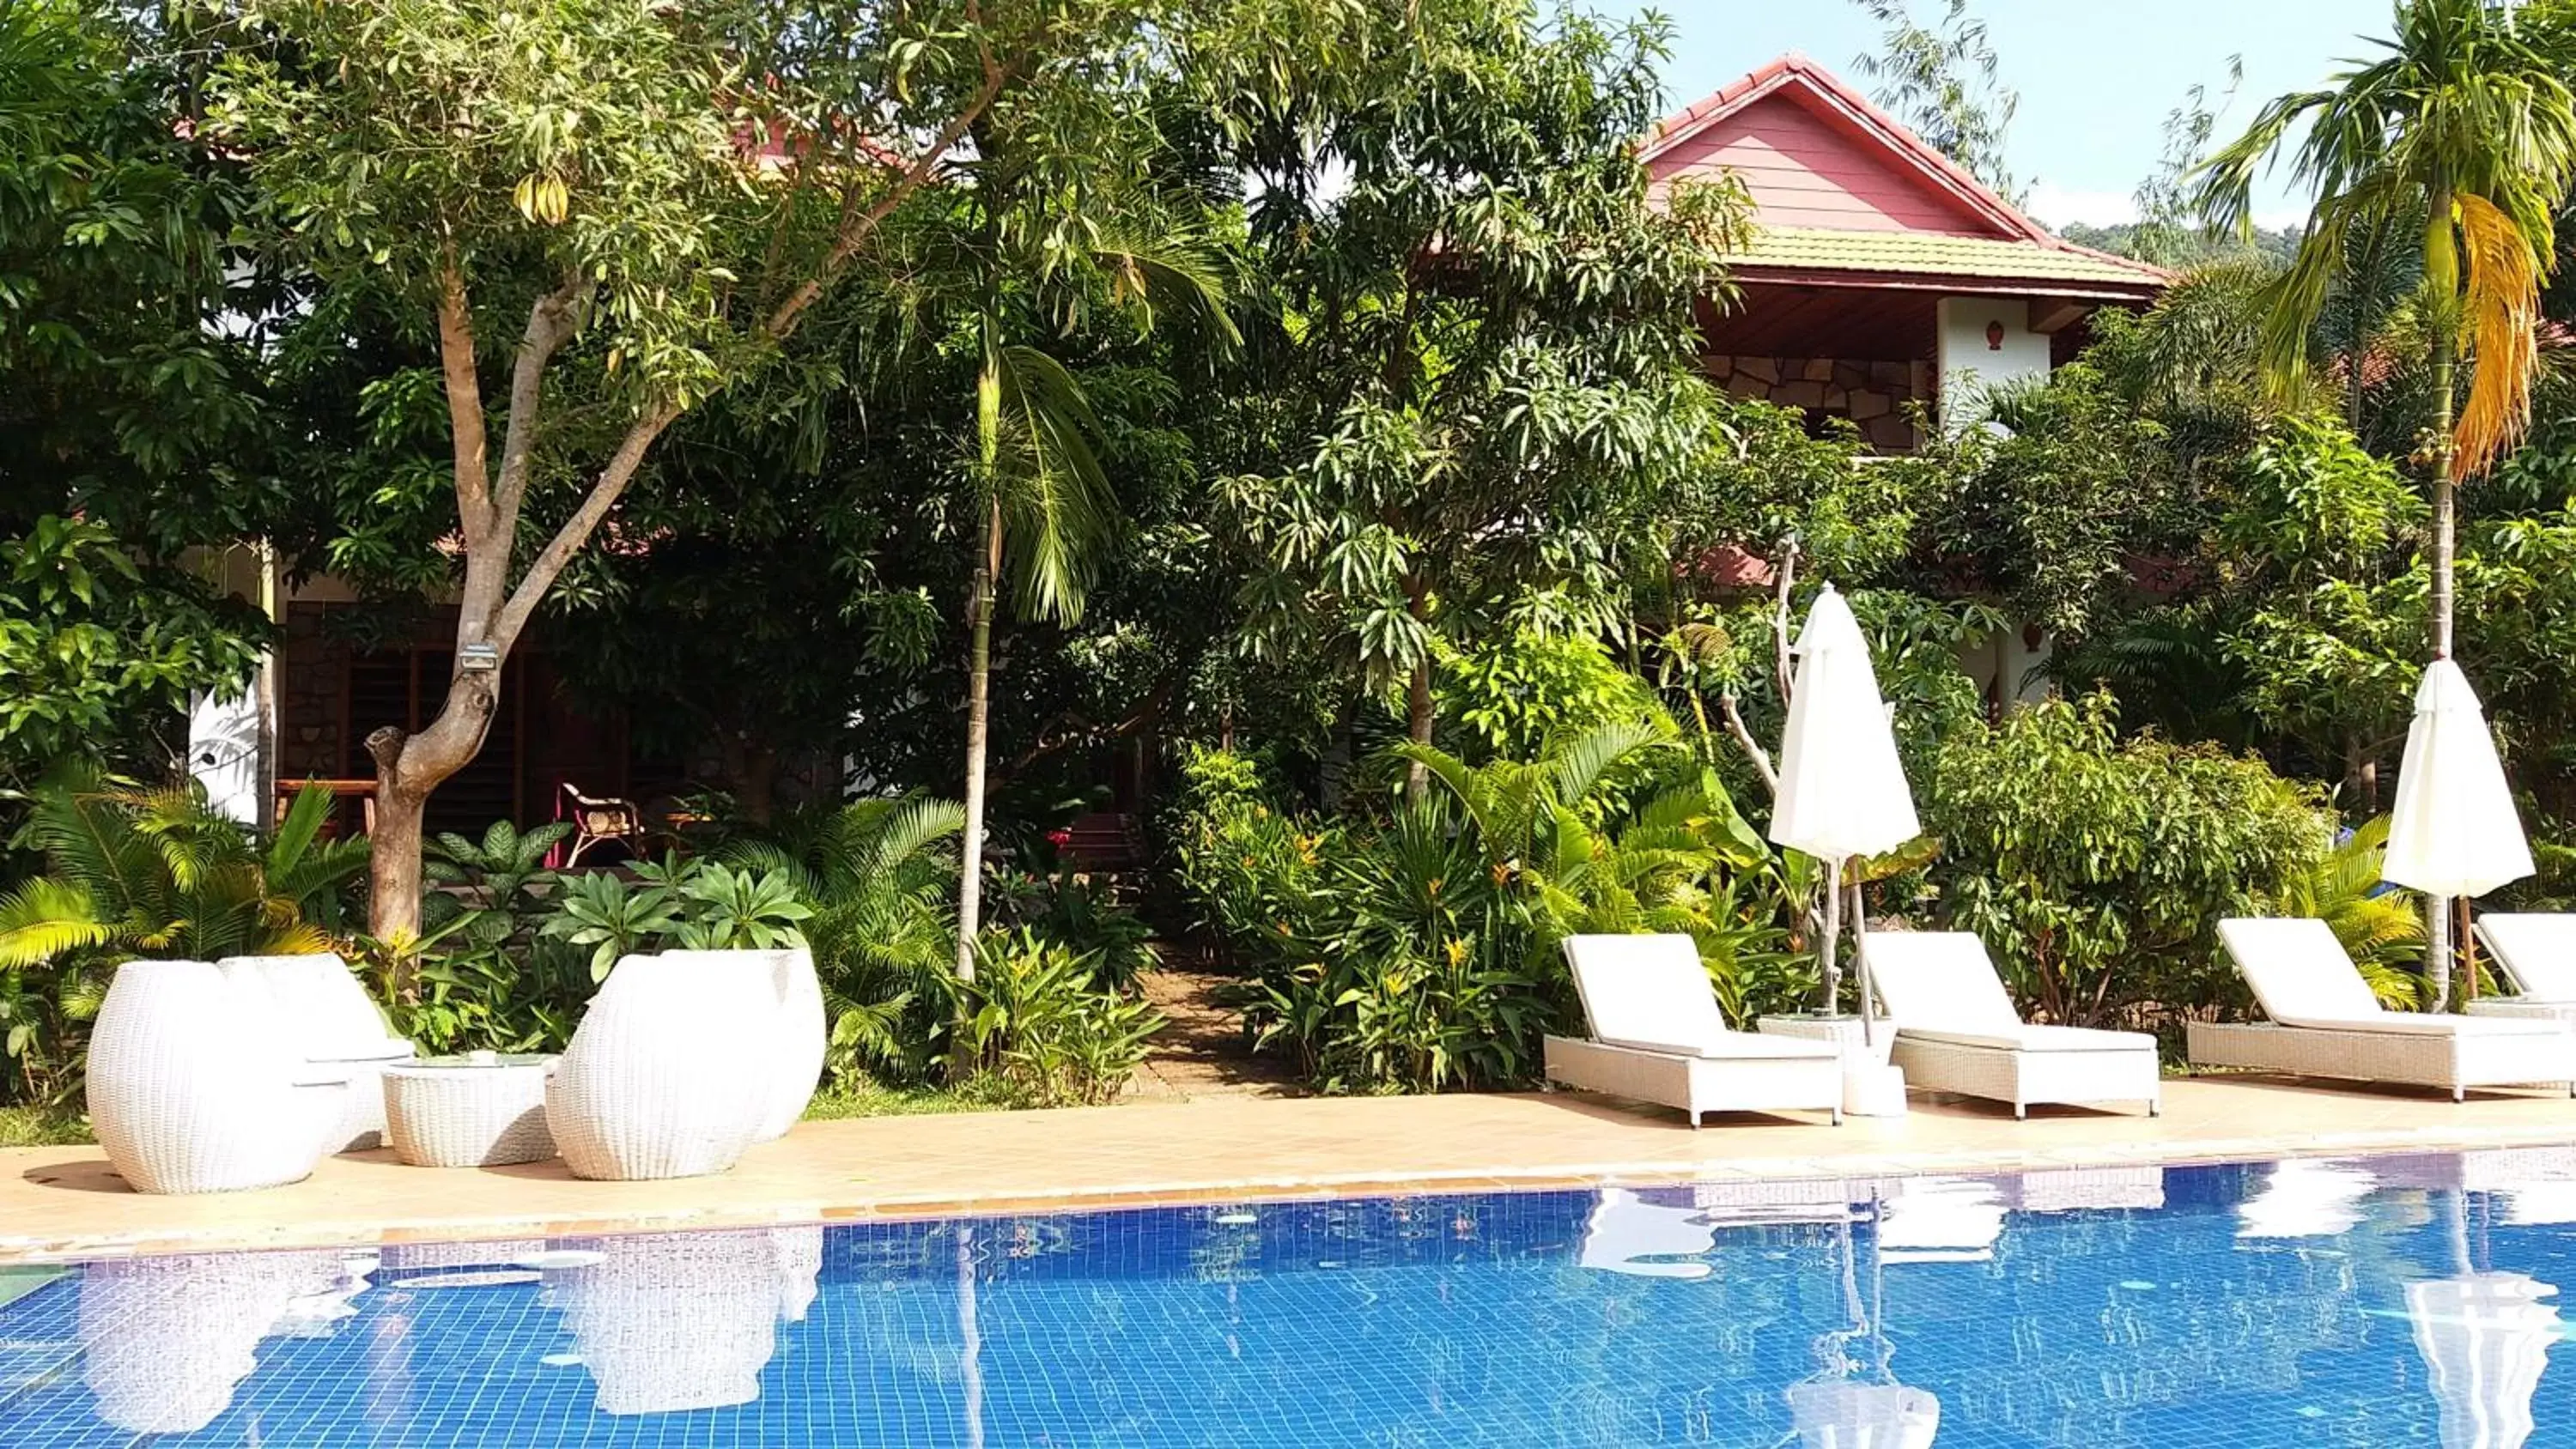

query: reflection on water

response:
[76,1249,370,1434]
[542,1226,823,1415]
[6,1151,2576,1446]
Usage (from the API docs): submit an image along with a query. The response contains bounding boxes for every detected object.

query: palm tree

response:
[946,195,1236,981]
[2196,0,2576,661]
[0,771,369,967]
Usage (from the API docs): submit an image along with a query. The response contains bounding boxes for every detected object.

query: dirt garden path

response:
[1127,959,1303,1101]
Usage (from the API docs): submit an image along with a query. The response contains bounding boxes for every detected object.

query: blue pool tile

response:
[3,1153,2575,1446]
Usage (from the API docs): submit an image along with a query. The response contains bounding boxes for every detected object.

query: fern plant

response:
[2271,815,2426,1008]
[0,768,368,967]
[0,768,368,1101]
[721,798,968,1083]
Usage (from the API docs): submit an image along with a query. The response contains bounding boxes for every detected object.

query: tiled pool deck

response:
[8,1075,2576,1264]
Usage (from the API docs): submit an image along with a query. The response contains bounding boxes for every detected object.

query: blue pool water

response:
[6,1150,2576,1446]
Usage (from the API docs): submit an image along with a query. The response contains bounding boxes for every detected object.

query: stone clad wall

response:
[277,603,345,781]
[1703,355,1922,452]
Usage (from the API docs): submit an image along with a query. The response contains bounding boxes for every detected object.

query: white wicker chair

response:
[659,947,825,1141]
[2188,917,2576,1100]
[86,960,351,1194]
[2470,914,2576,1022]
[1860,931,2162,1119]
[544,953,774,1180]
[1543,934,1844,1127]
[217,953,415,1151]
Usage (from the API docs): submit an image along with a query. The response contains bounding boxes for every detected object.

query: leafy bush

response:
[361,820,590,1054]
[951,929,1164,1106]
[1168,744,1333,960]
[0,772,367,1102]
[987,864,1157,990]
[538,854,812,979]
[1436,631,1663,761]
[1177,725,1789,1094]
[1923,692,2334,1030]
[720,796,1162,1107]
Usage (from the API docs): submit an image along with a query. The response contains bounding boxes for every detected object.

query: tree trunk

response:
[1403,573,1432,801]
[2345,734,2382,815]
[365,670,499,990]
[2426,189,2460,663]
[955,498,1002,983]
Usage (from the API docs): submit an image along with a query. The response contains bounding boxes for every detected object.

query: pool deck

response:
[9,1075,2576,1264]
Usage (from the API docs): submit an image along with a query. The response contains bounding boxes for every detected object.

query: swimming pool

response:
[4,1149,2574,1447]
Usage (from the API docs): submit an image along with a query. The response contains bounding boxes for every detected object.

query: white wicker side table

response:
[382,1052,560,1167]
[1755,1015,1908,1117]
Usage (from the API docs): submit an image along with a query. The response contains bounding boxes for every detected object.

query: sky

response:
[1576,0,2402,230]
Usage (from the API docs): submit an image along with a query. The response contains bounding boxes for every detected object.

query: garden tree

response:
[0,0,280,551]
[206,0,1012,945]
[0,518,267,793]
[1847,0,2023,204]
[1898,363,2185,640]
[2196,0,2576,664]
[208,0,1360,950]
[0,0,278,791]
[1925,692,2335,1029]
[931,113,1241,981]
[1218,5,1742,795]
[2216,419,2427,806]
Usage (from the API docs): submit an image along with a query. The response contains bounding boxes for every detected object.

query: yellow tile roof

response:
[1723,226,2165,290]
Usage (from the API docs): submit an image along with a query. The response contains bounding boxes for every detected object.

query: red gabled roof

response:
[1642,52,2163,293]
[1643,52,2048,242]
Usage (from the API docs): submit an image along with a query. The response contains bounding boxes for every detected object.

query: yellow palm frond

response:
[261,922,339,957]
[2454,191,2543,480]
[0,877,117,968]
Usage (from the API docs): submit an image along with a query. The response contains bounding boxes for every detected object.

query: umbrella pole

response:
[1819,858,1844,1017]
[1852,879,1874,1050]
[2429,893,2455,1013]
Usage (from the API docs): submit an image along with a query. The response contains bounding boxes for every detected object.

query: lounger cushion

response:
[1898,1023,2156,1054]
[2476,914,2576,1003]
[1596,1029,1839,1061]
[2218,918,2395,1028]
[1563,934,1736,1054]
[1857,932,2023,1034]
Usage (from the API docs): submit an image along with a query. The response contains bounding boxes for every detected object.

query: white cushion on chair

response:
[1562,934,1737,1055]
[2476,914,2576,1003]
[1857,932,2024,1035]
[1901,1023,2156,1053]
[2218,917,2563,1036]
[2220,918,2402,1027]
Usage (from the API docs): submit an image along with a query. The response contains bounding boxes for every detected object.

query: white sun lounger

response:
[1544,934,1843,1127]
[2470,914,2576,1022]
[2187,918,2575,1100]
[1858,931,2161,1119]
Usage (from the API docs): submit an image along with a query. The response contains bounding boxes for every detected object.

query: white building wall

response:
[188,690,267,825]
[1935,296,2052,426]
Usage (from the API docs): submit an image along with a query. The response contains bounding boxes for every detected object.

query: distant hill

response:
[2055,221,2301,270]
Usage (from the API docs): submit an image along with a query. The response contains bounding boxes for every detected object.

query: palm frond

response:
[0,879,116,967]
[2456,189,2543,476]
[1548,717,1669,809]
[990,343,1115,624]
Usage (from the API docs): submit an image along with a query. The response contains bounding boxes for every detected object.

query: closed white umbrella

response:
[2384,660,2533,1009]
[1771,586,1920,1042]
